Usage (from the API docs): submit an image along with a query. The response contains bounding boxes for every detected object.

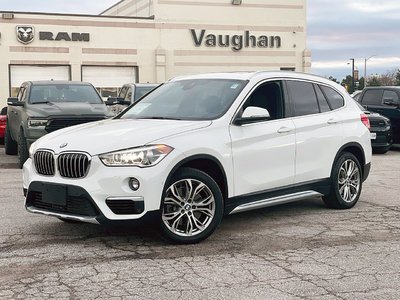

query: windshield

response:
[29,84,103,104]
[134,86,158,101]
[121,79,247,120]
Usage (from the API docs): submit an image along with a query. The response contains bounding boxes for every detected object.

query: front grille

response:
[105,200,144,215]
[58,153,90,178]
[46,118,104,133]
[27,190,99,217]
[34,150,55,176]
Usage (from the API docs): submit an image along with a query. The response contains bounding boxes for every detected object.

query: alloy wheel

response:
[338,159,360,203]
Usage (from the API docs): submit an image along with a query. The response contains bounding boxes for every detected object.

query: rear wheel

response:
[4,123,17,155]
[18,130,29,169]
[323,152,362,209]
[160,167,223,244]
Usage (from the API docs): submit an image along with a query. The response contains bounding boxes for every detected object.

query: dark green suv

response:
[5,81,113,168]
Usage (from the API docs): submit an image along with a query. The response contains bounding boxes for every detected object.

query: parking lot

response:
[0,145,399,299]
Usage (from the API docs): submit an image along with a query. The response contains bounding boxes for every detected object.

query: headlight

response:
[27,118,48,128]
[29,142,36,159]
[99,145,174,167]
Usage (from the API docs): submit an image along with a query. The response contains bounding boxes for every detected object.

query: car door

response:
[8,85,26,140]
[230,80,296,197]
[381,89,400,142]
[286,80,344,184]
[360,89,383,112]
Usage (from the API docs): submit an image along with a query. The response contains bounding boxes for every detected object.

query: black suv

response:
[357,87,400,143]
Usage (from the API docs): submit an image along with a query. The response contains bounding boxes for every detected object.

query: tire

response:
[18,130,29,169]
[58,217,83,224]
[160,167,224,244]
[323,152,362,209]
[4,123,17,155]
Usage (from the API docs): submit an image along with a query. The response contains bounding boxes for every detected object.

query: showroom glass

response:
[29,84,103,104]
[287,81,319,116]
[320,85,344,109]
[121,79,247,120]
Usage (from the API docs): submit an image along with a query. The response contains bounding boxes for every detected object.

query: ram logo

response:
[16,25,34,44]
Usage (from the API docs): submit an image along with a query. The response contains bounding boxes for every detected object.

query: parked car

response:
[357,87,400,144]
[0,107,7,144]
[23,72,372,244]
[106,83,160,115]
[5,81,114,168]
[354,101,392,153]
[351,90,362,101]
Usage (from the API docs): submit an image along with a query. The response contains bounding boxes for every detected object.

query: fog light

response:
[129,177,140,191]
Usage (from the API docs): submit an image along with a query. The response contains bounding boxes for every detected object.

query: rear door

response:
[286,80,344,184]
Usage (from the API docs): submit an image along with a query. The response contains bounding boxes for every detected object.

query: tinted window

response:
[134,86,157,101]
[314,84,331,112]
[362,89,383,105]
[121,79,247,120]
[383,90,399,105]
[29,84,103,104]
[242,81,284,120]
[287,81,319,116]
[320,86,344,109]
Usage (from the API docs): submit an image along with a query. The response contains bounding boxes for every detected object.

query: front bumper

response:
[23,152,181,222]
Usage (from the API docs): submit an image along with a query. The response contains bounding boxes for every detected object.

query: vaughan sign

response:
[190,29,281,51]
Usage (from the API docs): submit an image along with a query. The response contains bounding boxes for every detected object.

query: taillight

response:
[361,113,370,131]
[0,116,6,125]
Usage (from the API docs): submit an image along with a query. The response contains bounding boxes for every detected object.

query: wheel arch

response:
[333,142,366,177]
[163,154,229,207]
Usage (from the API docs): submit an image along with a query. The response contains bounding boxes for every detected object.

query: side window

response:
[119,87,127,99]
[125,87,132,102]
[383,90,399,105]
[287,81,319,117]
[320,85,344,109]
[242,81,284,120]
[17,87,25,101]
[314,84,331,112]
[361,89,383,106]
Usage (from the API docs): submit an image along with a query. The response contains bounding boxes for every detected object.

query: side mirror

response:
[383,98,398,106]
[7,97,24,106]
[105,97,130,105]
[234,106,271,125]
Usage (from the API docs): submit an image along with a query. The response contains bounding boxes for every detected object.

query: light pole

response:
[364,55,376,87]
[349,58,355,92]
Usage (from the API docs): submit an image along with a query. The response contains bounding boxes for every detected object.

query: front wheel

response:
[4,123,17,155]
[160,167,224,244]
[18,130,29,169]
[323,152,362,209]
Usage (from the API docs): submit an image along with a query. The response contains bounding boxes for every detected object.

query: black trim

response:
[333,142,366,174]
[363,162,371,182]
[162,154,229,209]
[225,178,330,215]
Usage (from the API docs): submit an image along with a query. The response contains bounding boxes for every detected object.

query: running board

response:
[229,190,323,215]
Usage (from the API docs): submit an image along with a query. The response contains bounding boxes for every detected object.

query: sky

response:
[1,0,399,81]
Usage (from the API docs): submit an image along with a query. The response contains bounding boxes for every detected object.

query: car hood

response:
[27,102,112,118]
[33,118,212,155]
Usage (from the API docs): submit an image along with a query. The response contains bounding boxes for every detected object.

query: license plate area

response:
[370,132,377,140]
[42,184,67,206]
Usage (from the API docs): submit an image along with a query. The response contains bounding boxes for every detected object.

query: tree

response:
[328,76,339,84]
[368,76,381,86]
[341,75,354,93]
[396,69,400,86]
[358,77,365,90]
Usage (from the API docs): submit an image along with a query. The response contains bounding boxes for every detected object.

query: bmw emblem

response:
[60,143,68,148]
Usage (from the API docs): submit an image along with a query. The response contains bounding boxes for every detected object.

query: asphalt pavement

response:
[0,144,399,299]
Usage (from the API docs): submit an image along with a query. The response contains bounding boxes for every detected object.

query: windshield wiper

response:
[32,101,54,105]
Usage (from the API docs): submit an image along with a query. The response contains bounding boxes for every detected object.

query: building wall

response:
[0,0,310,107]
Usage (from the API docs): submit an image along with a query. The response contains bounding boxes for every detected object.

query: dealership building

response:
[0,0,310,106]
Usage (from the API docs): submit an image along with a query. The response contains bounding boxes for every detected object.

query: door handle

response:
[277,127,293,133]
[327,119,338,124]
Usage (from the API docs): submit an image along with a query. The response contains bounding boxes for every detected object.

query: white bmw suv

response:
[23,72,372,243]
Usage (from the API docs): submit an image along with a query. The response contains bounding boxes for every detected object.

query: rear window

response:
[314,84,331,112]
[361,89,383,106]
[29,84,102,104]
[320,86,344,109]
